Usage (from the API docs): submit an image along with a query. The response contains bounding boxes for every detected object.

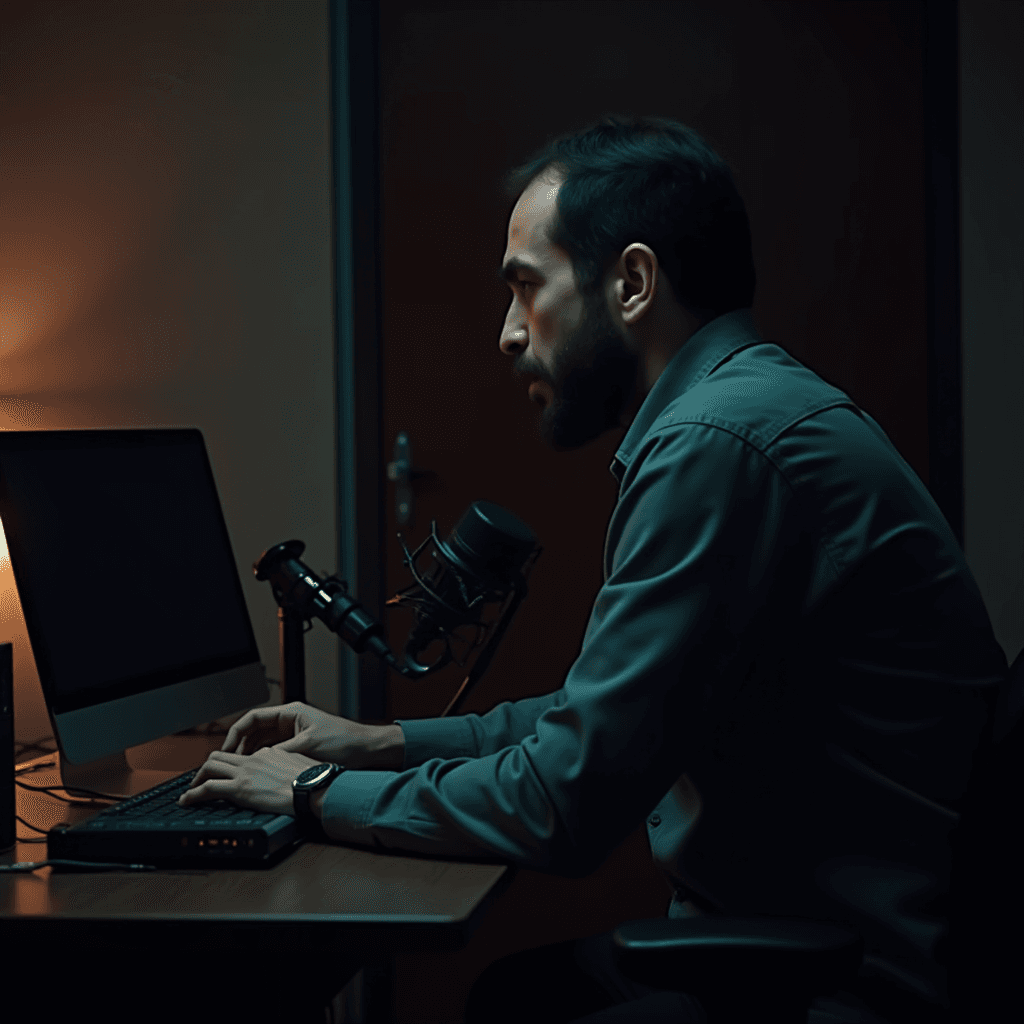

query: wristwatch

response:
[292,762,345,830]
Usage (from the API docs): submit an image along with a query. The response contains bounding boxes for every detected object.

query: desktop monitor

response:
[0,428,269,791]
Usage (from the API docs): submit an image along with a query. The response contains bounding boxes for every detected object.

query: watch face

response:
[296,764,334,788]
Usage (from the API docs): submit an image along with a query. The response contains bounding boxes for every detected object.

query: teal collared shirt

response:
[322,308,1006,1009]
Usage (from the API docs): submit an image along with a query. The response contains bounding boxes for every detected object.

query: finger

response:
[275,733,305,753]
[229,728,265,757]
[222,711,256,752]
[179,778,238,806]
[180,756,241,800]
[206,749,245,766]
[224,706,291,752]
[187,751,242,788]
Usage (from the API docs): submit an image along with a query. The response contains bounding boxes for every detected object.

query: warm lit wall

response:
[961,0,1024,666]
[0,0,338,742]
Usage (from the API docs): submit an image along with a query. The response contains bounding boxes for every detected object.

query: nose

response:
[499,302,527,357]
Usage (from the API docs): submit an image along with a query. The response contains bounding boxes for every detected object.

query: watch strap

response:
[293,762,344,832]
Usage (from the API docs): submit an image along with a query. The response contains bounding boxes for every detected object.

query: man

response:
[180,116,1007,1023]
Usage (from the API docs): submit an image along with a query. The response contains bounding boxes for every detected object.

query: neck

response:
[622,312,709,425]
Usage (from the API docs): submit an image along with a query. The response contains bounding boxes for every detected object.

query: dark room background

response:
[378,3,934,1018]
[0,2,1020,1022]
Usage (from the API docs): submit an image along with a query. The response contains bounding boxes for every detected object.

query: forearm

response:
[397,691,563,768]
[363,722,405,771]
[311,723,405,821]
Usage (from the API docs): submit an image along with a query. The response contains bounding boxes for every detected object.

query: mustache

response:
[512,352,553,386]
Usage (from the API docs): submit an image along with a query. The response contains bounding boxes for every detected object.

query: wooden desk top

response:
[2,735,510,946]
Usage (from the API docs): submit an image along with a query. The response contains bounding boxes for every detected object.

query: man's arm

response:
[310,698,559,817]
[364,722,405,770]
[395,691,564,769]
[316,425,798,873]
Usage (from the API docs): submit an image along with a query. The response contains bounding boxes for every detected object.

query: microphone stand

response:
[276,578,529,716]
[257,530,540,717]
[441,581,526,717]
[278,606,307,705]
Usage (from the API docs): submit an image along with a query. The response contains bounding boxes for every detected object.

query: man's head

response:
[497,115,755,450]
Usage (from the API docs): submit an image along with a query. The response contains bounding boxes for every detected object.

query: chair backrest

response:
[944,643,1024,1021]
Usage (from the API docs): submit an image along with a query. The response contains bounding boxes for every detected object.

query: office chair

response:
[612,645,1024,1023]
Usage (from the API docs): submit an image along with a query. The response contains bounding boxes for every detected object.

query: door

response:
[376,2,929,1019]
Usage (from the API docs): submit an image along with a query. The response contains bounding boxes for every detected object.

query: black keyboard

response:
[48,769,302,865]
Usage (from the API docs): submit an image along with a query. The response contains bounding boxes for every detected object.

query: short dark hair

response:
[502,114,755,319]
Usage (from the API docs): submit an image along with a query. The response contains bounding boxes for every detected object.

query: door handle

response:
[386,431,435,526]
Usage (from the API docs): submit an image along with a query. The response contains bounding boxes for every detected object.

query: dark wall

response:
[376,2,929,1020]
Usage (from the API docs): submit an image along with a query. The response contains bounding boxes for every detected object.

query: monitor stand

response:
[59,748,179,799]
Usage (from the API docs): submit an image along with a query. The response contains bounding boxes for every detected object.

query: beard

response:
[514,294,640,451]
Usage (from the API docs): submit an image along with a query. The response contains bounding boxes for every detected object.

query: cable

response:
[13,736,58,760]
[0,860,156,873]
[15,779,120,805]
[15,814,48,834]
[63,786,128,802]
[14,815,75,844]
[14,814,51,842]
[14,764,126,802]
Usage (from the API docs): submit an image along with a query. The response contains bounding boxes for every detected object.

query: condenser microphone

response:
[387,501,541,676]
[254,501,540,714]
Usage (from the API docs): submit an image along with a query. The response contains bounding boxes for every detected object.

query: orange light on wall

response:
[0,266,72,358]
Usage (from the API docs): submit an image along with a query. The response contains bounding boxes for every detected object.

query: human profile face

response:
[498,173,639,450]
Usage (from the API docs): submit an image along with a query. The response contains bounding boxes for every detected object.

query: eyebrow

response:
[498,257,544,284]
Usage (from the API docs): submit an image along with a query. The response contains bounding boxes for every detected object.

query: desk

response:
[2,736,512,1023]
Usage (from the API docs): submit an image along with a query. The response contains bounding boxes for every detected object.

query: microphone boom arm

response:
[440,568,529,717]
[254,502,541,714]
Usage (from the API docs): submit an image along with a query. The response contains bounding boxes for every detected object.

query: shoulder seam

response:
[634,419,846,585]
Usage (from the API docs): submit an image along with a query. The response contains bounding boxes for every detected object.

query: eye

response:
[517,279,534,294]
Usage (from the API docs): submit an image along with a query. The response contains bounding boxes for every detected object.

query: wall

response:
[961,0,1024,665]
[0,0,339,743]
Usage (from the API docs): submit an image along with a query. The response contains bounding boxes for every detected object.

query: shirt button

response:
[648,814,661,827]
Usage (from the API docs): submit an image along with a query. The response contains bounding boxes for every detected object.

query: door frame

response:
[330,0,387,720]
[924,0,963,544]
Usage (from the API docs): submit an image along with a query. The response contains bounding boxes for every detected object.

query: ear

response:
[613,244,659,325]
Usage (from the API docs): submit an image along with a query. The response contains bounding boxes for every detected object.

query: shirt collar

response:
[610,307,764,481]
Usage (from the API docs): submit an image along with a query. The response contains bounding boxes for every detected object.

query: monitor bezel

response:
[0,428,263,718]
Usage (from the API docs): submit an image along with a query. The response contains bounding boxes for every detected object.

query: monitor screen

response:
[0,429,261,718]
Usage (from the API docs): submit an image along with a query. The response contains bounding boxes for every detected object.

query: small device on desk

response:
[0,428,293,866]
[1,643,13,853]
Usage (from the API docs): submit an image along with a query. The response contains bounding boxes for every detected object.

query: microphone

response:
[387,500,541,677]
[253,541,404,674]
[254,501,541,714]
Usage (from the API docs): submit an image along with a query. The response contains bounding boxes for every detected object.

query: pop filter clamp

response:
[254,501,540,718]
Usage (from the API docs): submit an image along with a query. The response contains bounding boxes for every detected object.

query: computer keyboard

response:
[48,768,302,865]
[94,769,274,827]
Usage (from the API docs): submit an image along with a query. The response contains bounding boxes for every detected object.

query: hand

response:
[221,701,404,770]
[178,746,320,817]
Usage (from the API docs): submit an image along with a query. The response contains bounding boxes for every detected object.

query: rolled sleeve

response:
[320,425,799,873]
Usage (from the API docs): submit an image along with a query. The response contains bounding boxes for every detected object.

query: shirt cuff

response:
[393,715,479,769]
[319,769,397,844]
